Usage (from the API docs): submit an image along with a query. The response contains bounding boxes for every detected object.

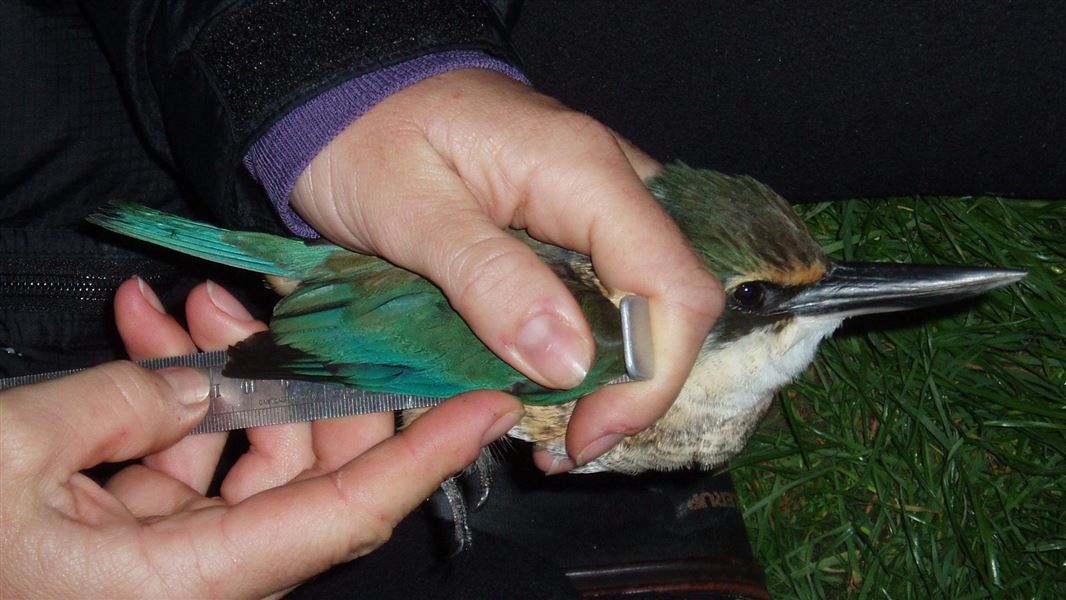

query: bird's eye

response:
[731,282,766,309]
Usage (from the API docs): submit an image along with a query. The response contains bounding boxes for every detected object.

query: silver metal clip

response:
[620,294,654,381]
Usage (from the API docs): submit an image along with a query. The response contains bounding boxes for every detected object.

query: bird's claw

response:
[437,448,496,555]
[471,451,494,511]
[439,477,472,556]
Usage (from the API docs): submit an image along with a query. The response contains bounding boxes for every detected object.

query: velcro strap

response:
[195,0,511,141]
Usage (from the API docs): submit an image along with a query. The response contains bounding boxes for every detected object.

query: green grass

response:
[729,197,1066,599]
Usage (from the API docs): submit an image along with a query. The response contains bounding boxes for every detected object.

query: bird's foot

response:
[437,448,496,555]
[439,477,472,556]
[470,450,494,511]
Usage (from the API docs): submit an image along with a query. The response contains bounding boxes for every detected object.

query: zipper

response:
[0,272,130,312]
[0,255,173,315]
[0,227,187,372]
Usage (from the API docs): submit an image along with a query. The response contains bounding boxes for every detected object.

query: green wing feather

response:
[87,201,337,278]
[233,235,625,405]
[89,201,625,405]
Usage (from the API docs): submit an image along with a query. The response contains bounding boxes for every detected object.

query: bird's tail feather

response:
[88,201,334,279]
[223,331,339,381]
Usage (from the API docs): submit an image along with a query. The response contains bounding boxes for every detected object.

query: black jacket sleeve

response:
[79,0,517,230]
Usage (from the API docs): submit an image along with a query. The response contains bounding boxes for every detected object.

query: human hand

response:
[291,68,724,471]
[116,277,389,504]
[0,278,523,598]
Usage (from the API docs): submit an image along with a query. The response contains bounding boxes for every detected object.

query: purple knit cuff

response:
[244,50,529,238]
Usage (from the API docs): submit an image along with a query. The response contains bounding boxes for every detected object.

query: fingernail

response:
[545,455,576,476]
[158,367,210,406]
[481,408,525,446]
[136,276,166,314]
[516,314,590,389]
[206,280,254,321]
[576,433,625,466]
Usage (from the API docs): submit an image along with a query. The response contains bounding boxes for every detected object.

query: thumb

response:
[293,146,595,390]
[1,362,209,475]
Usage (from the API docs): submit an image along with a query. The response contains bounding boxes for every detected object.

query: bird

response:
[88,162,1025,477]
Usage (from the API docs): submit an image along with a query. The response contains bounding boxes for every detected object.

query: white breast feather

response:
[521,315,844,474]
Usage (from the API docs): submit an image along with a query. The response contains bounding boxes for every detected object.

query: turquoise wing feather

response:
[87,201,337,278]
[89,201,625,406]
[228,241,625,405]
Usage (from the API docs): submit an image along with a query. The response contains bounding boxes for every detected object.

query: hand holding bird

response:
[279,68,724,471]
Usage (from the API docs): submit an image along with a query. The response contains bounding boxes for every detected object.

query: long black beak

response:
[784,261,1026,318]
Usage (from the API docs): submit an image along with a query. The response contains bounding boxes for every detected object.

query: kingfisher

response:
[88,163,1025,477]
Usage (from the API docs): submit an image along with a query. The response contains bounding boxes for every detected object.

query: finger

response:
[309,413,395,475]
[222,423,314,502]
[468,146,719,465]
[114,276,197,359]
[185,280,269,349]
[105,464,221,518]
[610,131,663,181]
[113,278,230,492]
[372,165,594,390]
[424,79,723,465]
[486,118,724,464]
[146,391,524,597]
[140,429,228,495]
[182,281,317,502]
[186,283,387,498]
[563,291,721,467]
[292,133,594,390]
[540,154,721,465]
[517,123,715,458]
[145,278,275,493]
[1,362,209,476]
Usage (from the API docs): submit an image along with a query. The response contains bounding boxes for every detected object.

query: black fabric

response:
[0,1,254,374]
[461,455,757,572]
[288,505,583,600]
[0,224,275,378]
[0,226,181,374]
[79,0,515,231]
[454,452,767,598]
[1,0,511,370]
[511,1,1066,203]
[287,448,767,599]
[0,2,181,229]
[196,0,512,140]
